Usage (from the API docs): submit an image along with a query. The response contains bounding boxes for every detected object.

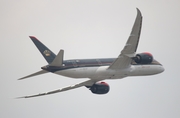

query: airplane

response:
[18,8,164,98]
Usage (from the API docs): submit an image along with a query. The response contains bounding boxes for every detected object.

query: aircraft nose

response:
[159,65,165,73]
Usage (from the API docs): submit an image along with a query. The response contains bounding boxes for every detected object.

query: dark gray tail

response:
[29,36,56,64]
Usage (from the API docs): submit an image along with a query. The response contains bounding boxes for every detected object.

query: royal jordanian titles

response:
[18,8,164,98]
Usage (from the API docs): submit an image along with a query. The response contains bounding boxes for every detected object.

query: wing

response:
[17,80,95,98]
[108,8,142,69]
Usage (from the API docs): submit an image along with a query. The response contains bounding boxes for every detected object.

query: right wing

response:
[121,8,142,54]
[108,8,142,70]
[17,80,95,98]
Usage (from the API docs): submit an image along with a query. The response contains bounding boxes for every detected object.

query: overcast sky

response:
[1,0,180,118]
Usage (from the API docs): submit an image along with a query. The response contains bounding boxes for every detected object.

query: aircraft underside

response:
[54,64,164,80]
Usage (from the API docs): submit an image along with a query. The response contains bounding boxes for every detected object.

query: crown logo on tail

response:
[43,50,51,56]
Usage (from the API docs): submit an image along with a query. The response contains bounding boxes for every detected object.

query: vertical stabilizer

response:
[29,36,56,64]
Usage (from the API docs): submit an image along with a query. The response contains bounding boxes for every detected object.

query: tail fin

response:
[29,36,56,64]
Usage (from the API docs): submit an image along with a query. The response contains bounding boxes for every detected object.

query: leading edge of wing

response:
[17,80,95,98]
[121,8,142,54]
[108,8,142,70]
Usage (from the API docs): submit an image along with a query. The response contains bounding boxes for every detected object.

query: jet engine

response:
[133,52,153,64]
[88,82,110,94]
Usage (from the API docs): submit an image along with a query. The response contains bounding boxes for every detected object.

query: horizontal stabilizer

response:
[50,50,64,66]
[18,70,48,80]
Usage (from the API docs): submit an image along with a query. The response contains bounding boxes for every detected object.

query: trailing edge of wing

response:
[17,80,95,98]
[49,49,64,66]
[108,8,142,70]
[18,70,48,80]
[108,55,132,69]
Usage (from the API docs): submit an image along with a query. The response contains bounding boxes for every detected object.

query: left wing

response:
[17,80,95,98]
[108,8,142,69]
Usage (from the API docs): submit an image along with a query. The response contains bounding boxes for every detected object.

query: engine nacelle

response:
[89,82,110,94]
[133,52,153,64]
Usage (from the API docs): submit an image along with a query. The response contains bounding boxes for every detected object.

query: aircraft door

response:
[96,59,102,66]
[72,61,78,67]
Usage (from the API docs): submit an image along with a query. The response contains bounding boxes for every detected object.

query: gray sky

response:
[1,0,180,118]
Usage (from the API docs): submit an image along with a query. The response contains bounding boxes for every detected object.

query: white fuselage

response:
[54,65,164,81]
